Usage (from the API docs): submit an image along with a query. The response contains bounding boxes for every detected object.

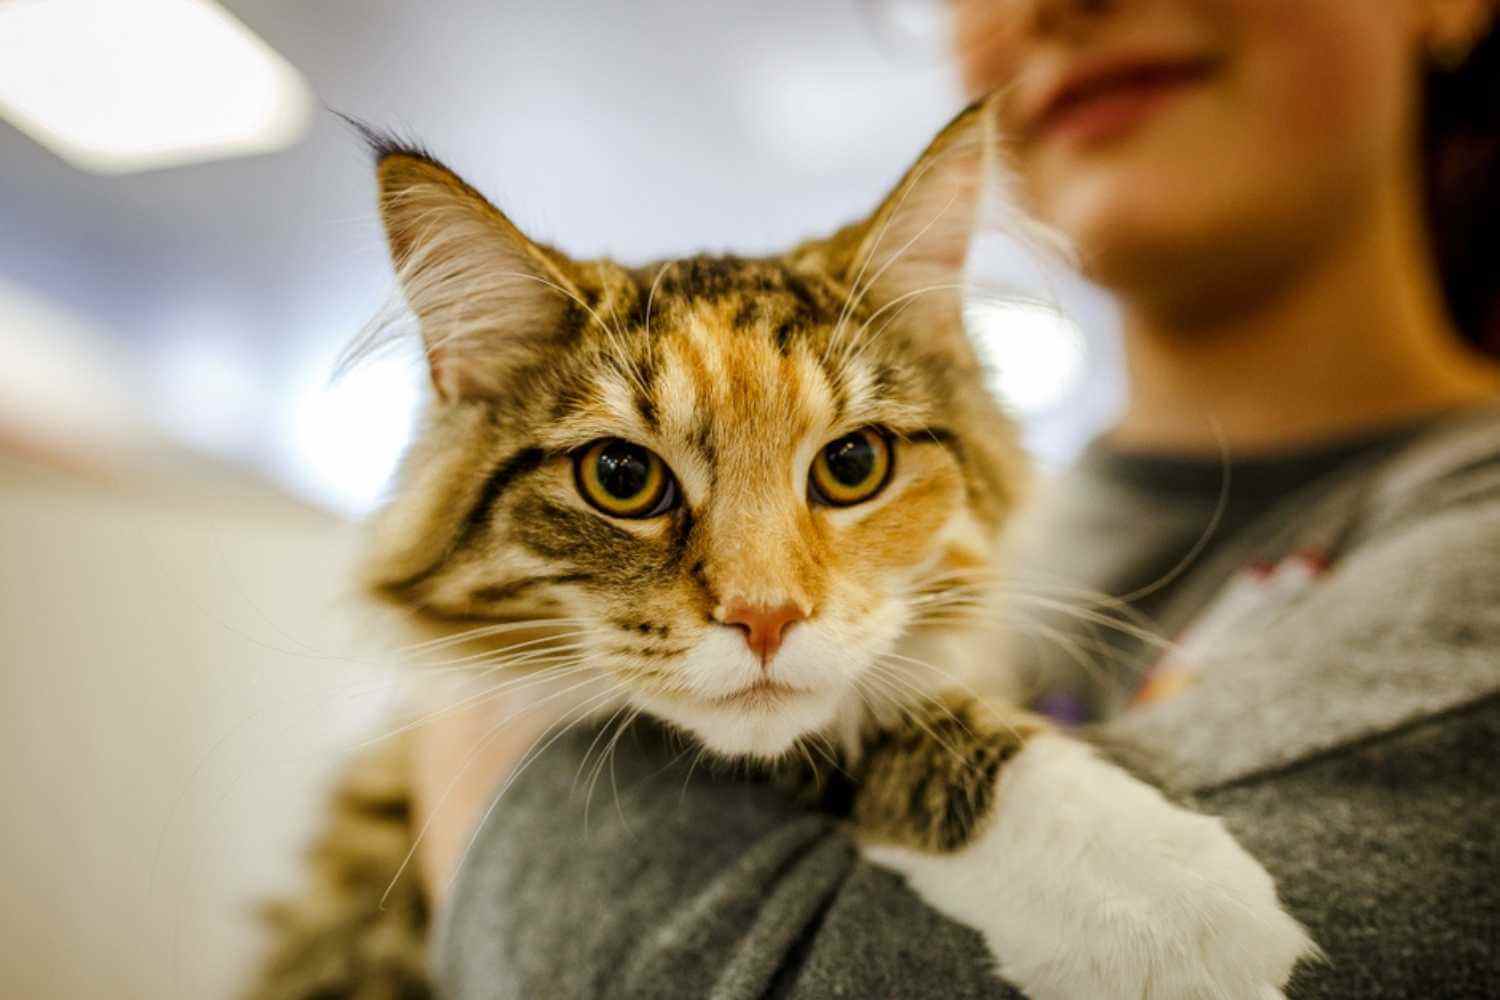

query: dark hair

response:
[1425,26,1500,357]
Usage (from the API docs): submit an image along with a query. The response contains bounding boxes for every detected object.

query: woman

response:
[421,2,1500,996]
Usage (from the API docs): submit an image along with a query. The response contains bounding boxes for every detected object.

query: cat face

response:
[357,100,1028,758]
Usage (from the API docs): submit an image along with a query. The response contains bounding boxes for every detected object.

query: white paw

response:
[862,734,1317,999]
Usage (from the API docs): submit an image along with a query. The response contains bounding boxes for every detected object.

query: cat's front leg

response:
[853,695,1317,1000]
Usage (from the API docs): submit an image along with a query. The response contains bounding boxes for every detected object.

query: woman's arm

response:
[425,718,1022,999]
[421,694,1310,999]
[410,687,560,910]
[1204,695,1500,998]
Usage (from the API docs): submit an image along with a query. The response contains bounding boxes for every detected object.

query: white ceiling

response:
[2,1,962,343]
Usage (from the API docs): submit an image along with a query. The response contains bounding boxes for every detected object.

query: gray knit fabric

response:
[1210,696,1500,1000]
[441,729,1019,1000]
[1107,472,1500,790]
[441,409,1500,999]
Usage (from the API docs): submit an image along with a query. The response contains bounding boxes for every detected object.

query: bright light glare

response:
[0,0,311,174]
[289,356,424,518]
[965,300,1089,416]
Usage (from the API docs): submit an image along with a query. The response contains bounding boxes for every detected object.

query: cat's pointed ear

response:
[834,94,1008,334]
[365,129,582,401]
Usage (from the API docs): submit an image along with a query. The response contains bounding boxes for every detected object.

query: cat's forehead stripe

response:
[596,369,645,436]
[531,252,948,472]
[655,338,704,447]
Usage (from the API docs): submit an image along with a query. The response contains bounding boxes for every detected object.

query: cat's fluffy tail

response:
[247,733,433,1000]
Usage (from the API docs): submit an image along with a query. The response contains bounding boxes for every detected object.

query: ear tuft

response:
[339,117,583,402]
[334,112,439,171]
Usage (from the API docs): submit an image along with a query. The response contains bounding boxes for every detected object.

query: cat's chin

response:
[640,684,847,761]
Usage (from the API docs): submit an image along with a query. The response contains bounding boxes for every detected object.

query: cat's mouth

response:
[642,668,847,758]
[706,679,809,709]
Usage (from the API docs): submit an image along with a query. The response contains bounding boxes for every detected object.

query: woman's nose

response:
[1033,0,1115,32]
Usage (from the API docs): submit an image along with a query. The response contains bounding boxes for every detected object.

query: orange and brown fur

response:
[250,98,1030,999]
[251,98,1312,999]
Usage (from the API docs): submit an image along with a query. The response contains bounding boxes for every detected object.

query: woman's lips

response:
[1031,59,1216,147]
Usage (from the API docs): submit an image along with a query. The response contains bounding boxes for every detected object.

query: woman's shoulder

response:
[1352,401,1500,511]
[1095,405,1500,793]
[1222,402,1500,561]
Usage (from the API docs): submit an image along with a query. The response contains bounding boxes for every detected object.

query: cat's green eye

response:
[809,428,893,507]
[574,438,677,519]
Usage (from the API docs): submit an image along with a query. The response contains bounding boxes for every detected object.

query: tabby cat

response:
[252,96,1315,999]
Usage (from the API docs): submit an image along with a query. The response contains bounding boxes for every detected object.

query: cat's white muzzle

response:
[636,623,865,760]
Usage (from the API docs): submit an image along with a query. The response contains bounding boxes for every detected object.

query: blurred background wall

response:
[0,1,1124,996]
[0,457,393,998]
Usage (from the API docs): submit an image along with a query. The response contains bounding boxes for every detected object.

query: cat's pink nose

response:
[721,601,806,665]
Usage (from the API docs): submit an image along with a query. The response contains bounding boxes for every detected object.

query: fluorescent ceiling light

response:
[0,0,312,174]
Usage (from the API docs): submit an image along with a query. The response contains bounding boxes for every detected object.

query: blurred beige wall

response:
[0,455,397,998]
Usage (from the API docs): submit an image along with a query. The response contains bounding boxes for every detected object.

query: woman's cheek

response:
[1231,0,1416,172]
[954,0,1025,96]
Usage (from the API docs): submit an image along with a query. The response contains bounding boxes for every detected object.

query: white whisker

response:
[441,680,631,898]
[378,671,617,909]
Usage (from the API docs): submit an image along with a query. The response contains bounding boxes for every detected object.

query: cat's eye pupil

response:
[595,442,652,499]
[825,434,875,486]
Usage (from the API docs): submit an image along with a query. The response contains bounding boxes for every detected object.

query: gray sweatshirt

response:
[440,407,1500,1000]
